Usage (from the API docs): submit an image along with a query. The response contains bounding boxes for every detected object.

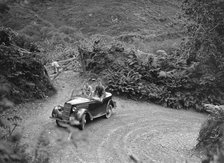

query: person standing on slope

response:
[51,60,60,74]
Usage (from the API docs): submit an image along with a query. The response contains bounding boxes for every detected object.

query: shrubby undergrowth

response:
[0,27,55,104]
[79,40,224,112]
[0,115,30,163]
[197,108,224,163]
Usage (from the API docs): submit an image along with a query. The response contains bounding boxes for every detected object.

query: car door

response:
[88,101,102,117]
[88,99,107,118]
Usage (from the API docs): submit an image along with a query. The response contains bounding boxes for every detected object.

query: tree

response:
[182,0,224,65]
[182,0,224,100]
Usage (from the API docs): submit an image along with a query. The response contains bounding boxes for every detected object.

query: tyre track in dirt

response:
[18,71,83,154]
[94,106,205,163]
[50,97,206,163]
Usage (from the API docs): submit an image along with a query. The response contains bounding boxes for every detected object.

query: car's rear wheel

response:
[105,104,113,119]
[79,114,86,130]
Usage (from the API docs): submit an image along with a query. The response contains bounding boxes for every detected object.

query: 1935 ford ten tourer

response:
[50,92,116,130]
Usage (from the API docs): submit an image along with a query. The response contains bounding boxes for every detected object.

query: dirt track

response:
[1,1,206,162]
[18,71,206,163]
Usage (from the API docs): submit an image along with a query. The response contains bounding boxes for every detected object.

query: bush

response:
[0,27,55,104]
[0,27,40,52]
[0,114,30,163]
[78,38,224,111]
[0,3,10,14]
[181,0,224,105]
[196,108,224,162]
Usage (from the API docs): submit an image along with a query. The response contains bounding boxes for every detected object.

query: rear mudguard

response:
[109,99,116,109]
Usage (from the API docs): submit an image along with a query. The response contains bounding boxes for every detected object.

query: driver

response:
[91,79,106,102]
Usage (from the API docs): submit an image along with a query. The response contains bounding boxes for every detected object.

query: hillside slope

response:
[1,0,183,54]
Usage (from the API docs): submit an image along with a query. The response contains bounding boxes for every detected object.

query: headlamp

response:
[72,107,77,112]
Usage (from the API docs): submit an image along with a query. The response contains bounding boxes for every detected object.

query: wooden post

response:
[78,47,86,74]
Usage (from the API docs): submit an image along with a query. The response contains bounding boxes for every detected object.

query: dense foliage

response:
[79,39,223,112]
[182,0,224,162]
[197,108,224,163]
[0,27,55,104]
[181,0,224,99]
[0,115,29,163]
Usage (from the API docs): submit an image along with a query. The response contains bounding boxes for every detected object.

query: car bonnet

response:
[66,97,91,105]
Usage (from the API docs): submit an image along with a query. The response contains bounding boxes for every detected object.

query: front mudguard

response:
[75,109,92,121]
[52,105,63,119]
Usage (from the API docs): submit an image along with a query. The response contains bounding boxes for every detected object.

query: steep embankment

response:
[0,27,55,105]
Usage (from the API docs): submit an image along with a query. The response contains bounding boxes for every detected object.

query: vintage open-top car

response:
[50,92,116,130]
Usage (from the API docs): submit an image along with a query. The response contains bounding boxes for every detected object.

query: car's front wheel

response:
[105,104,113,119]
[79,114,86,130]
[56,119,63,127]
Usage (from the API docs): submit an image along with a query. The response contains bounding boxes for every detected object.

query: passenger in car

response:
[82,82,93,97]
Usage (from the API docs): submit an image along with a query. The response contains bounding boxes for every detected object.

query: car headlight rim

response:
[72,107,77,112]
[55,105,63,111]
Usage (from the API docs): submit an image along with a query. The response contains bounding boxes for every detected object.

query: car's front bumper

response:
[50,116,81,126]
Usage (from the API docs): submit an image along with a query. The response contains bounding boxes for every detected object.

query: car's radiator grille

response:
[62,103,71,120]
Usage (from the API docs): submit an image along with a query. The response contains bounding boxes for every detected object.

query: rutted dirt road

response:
[17,71,206,163]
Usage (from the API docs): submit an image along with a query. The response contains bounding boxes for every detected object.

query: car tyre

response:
[105,105,113,119]
[79,114,86,130]
[56,120,62,127]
